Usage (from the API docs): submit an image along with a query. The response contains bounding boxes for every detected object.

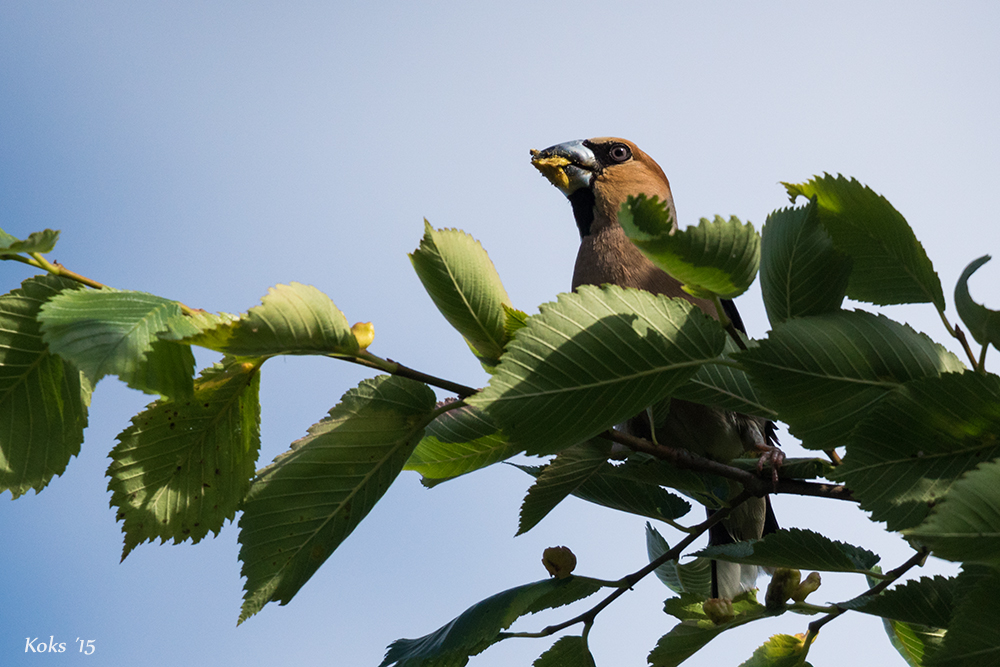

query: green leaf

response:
[836,371,1000,531]
[609,454,733,509]
[759,200,851,325]
[740,634,812,667]
[238,376,436,623]
[38,287,196,397]
[841,576,955,628]
[108,358,261,559]
[379,576,605,667]
[532,636,596,667]
[728,456,834,481]
[405,402,521,485]
[672,336,776,418]
[515,456,693,525]
[650,593,768,667]
[784,174,944,309]
[184,282,359,357]
[954,255,1000,353]
[736,310,965,449]
[0,275,90,498]
[884,619,946,667]
[619,195,760,299]
[410,223,513,367]
[0,227,60,255]
[503,304,530,342]
[696,528,879,572]
[926,567,1000,667]
[906,457,1000,567]
[468,285,727,455]
[516,440,612,535]
[646,523,712,596]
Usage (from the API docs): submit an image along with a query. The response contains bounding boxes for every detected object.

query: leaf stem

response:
[939,308,981,371]
[343,351,479,398]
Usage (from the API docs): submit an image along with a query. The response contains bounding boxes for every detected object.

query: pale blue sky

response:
[2,2,998,665]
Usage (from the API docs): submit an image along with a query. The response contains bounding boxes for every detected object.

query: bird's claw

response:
[755,444,785,487]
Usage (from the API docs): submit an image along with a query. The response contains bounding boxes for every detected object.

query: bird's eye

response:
[608,144,631,163]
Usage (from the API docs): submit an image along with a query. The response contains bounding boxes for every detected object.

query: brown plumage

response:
[531,137,777,599]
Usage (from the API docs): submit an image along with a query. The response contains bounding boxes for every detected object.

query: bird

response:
[530,137,778,600]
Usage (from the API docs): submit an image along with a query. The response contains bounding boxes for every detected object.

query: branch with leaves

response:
[3,174,1000,666]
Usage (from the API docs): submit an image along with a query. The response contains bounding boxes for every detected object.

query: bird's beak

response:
[530,140,597,196]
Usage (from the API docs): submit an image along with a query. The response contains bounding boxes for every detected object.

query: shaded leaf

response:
[238,376,436,623]
[184,282,359,357]
[516,440,612,535]
[468,285,727,455]
[926,567,1000,667]
[697,528,879,572]
[785,174,944,309]
[410,223,512,367]
[108,358,261,559]
[38,288,196,397]
[759,200,851,326]
[405,402,521,485]
[619,195,760,299]
[954,255,1000,352]
[0,227,60,255]
[836,371,1000,531]
[379,576,605,667]
[647,522,712,597]
[0,275,90,498]
[515,455,693,526]
[672,336,776,418]
[906,457,1000,567]
[841,576,955,628]
[532,636,596,667]
[728,457,833,481]
[736,310,964,449]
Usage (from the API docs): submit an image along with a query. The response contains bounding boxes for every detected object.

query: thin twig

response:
[803,547,929,650]
[501,490,754,640]
[340,352,479,398]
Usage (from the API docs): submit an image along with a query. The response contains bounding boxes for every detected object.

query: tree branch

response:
[802,547,929,651]
[603,429,855,502]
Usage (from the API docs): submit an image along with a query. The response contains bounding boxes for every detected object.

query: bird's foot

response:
[754,443,785,487]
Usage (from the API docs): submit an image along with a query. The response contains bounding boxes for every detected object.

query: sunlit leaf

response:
[0,227,60,255]
[184,282,358,357]
[619,196,760,299]
[410,223,513,367]
[38,287,196,397]
[0,275,90,498]
[108,358,261,559]
[740,633,812,667]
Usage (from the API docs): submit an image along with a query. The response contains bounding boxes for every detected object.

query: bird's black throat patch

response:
[568,187,596,237]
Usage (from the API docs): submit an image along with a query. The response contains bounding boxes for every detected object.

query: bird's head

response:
[530,137,676,237]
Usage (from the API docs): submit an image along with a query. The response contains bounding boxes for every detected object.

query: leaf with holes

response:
[108,358,261,559]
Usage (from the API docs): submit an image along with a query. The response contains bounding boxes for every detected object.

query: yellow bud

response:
[765,568,801,608]
[351,322,375,350]
[702,597,735,625]
[541,546,577,579]
[791,572,822,602]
